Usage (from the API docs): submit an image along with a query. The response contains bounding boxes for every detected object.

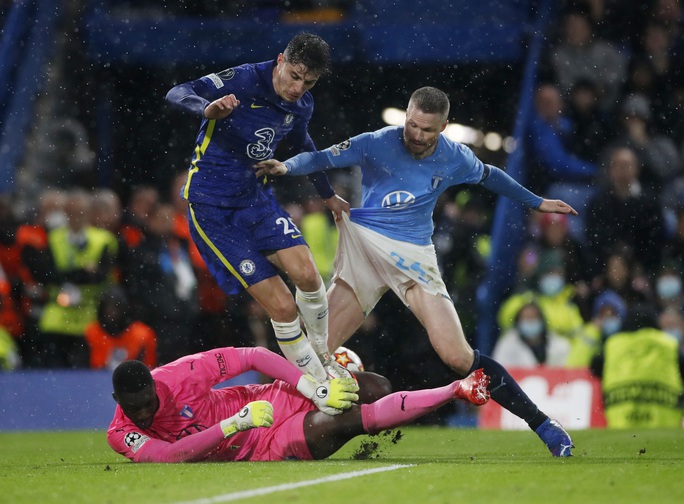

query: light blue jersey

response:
[285,126,542,245]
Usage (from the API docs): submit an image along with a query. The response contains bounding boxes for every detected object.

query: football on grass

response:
[333,346,365,372]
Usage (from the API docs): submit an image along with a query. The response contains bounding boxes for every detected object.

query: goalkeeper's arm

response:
[233,346,359,414]
[132,401,274,463]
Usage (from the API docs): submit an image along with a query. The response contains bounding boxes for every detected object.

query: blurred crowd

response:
[480,0,684,427]
[1,0,683,428]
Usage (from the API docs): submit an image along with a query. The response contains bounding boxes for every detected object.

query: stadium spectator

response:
[498,251,585,341]
[590,245,653,307]
[35,190,118,368]
[533,212,589,292]
[662,205,684,269]
[84,286,157,370]
[126,203,198,365]
[527,83,598,240]
[626,21,679,136]
[565,79,613,163]
[585,146,666,277]
[567,290,628,368]
[653,259,684,312]
[547,7,628,113]
[528,83,597,193]
[657,305,684,350]
[14,189,67,367]
[591,304,684,428]
[609,94,682,192]
[165,32,349,380]
[107,346,490,462]
[0,199,23,339]
[493,302,571,368]
[0,262,22,342]
[256,86,576,456]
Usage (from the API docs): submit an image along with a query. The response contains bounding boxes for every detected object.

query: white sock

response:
[271,317,326,380]
[296,279,329,359]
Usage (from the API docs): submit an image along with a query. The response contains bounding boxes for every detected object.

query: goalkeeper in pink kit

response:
[107,347,489,462]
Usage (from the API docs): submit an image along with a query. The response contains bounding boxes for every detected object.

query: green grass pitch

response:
[1,427,682,504]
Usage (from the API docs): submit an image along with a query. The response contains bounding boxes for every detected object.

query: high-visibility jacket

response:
[603,328,683,428]
[84,320,157,369]
[38,226,118,336]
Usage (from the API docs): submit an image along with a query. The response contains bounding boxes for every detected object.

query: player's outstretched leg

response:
[304,370,490,460]
[535,418,574,457]
[296,281,352,379]
[360,369,491,434]
[468,350,574,457]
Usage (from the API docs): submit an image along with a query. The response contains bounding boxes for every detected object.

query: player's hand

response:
[322,194,350,222]
[220,400,274,438]
[204,94,240,120]
[254,159,288,178]
[536,198,578,216]
[296,375,359,415]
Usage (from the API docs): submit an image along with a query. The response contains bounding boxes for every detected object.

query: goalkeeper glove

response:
[219,400,274,439]
[296,375,359,415]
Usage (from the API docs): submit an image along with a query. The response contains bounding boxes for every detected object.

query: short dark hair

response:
[409,87,450,120]
[113,360,153,395]
[283,32,332,76]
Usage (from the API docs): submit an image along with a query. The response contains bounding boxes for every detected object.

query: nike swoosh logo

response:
[251,103,265,108]
[291,234,302,239]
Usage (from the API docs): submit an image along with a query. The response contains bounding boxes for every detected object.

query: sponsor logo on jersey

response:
[205,73,224,89]
[381,191,416,209]
[284,113,294,125]
[215,352,227,376]
[329,139,351,156]
[251,103,265,109]
[179,405,194,419]
[431,175,444,190]
[239,259,256,276]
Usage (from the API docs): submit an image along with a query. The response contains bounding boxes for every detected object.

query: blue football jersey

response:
[286,126,486,245]
[170,60,317,207]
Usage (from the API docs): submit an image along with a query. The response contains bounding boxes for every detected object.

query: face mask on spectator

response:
[656,275,682,299]
[518,319,544,340]
[539,273,564,296]
[45,211,67,230]
[602,316,622,336]
[664,328,682,342]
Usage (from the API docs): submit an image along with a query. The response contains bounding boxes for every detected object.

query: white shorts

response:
[333,212,450,315]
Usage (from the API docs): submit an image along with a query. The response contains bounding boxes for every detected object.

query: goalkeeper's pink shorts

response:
[246,382,316,461]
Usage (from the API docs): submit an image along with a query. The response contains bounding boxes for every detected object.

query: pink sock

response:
[361,382,457,434]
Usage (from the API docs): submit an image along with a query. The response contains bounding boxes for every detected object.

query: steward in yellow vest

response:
[38,225,118,337]
[598,327,683,428]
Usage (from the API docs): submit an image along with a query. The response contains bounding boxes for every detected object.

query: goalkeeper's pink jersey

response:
[107,347,316,461]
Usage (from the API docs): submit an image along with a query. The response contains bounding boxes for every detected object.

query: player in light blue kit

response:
[166,34,350,381]
[256,86,577,457]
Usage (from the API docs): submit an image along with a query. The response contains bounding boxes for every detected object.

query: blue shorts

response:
[188,193,307,295]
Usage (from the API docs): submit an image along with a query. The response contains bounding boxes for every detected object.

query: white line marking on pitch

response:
[171,464,415,504]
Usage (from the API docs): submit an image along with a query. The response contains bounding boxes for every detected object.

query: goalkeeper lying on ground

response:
[107,346,490,462]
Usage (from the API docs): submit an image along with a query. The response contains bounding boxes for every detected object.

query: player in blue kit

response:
[255,86,577,456]
[165,33,350,380]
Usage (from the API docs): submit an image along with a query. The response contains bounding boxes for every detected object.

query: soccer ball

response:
[333,346,365,373]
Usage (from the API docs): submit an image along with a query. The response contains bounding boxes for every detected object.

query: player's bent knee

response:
[355,372,392,403]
